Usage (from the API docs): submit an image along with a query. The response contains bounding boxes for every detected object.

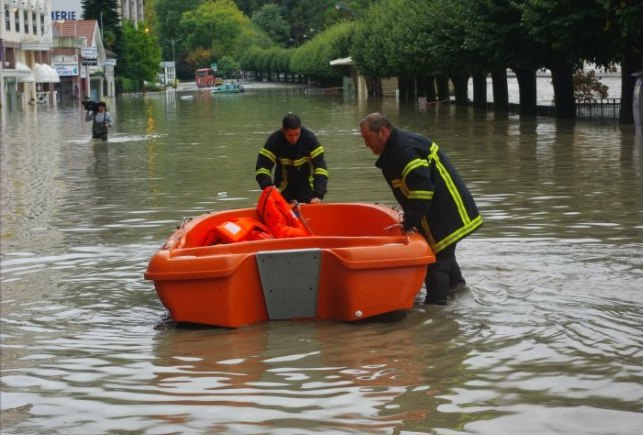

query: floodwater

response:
[1,84,642,434]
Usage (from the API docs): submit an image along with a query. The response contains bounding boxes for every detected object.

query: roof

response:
[53,20,98,46]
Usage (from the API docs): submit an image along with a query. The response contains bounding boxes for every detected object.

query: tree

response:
[178,0,258,69]
[519,0,609,118]
[217,55,240,79]
[81,0,122,55]
[251,4,290,46]
[595,0,643,123]
[117,21,162,89]
[154,0,202,66]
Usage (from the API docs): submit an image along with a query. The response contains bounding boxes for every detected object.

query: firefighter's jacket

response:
[375,128,482,253]
[256,127,328,203]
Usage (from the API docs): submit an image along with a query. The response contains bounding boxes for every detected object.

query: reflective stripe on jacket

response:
[255,127,328,203]
[375,128,481,252]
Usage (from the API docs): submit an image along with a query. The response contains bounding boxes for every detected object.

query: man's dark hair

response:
[282,113,302,129]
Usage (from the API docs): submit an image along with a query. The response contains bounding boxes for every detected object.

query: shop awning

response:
[33,63,61,83]
[15,62,35,82]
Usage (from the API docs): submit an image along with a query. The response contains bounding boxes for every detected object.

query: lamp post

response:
[169,38,181,88]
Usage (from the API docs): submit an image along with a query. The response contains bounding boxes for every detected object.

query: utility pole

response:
[170,38,181,88]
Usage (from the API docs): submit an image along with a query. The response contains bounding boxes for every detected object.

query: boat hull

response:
[144,203,435,327]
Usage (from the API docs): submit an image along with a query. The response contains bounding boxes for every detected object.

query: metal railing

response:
[575,98,621,119]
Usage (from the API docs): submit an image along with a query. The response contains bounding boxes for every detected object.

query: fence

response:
[575,98,621,119]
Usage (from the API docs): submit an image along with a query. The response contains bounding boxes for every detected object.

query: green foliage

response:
[178,0,268,70]
[217,55,240,78]
[290,21,356,78]
[518,0,607,67]
[251,4,290,46]
[573,70,609,100]
[81,0,122,54]
[117,21,162,85]
[154,0,202,59]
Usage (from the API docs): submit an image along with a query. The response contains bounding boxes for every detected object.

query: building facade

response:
[1,0,58,109]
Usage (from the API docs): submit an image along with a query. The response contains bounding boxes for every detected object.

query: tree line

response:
[89,0,642,122]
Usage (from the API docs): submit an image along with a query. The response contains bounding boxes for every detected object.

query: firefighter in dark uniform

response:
[360,113,482,305]
[256,113,328,204]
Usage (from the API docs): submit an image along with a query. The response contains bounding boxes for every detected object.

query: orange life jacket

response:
[257,186,312,238]
[203,216,274,245]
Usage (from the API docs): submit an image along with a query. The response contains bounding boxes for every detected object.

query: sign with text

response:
[50,0,82,22]
[53,63,79,77]
[81,47,98,59]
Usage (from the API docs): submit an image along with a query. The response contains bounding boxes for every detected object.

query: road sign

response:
[81,47,98,59]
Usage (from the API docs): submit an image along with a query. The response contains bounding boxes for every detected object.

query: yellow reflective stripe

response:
[428,142,439,161]
[279,157,293,166]
[293,157,310,167]
[434,158,471,225]
[408,190,433,200]
[314,168,328,176]
[391,179,410,197]
[401,158,428,179]
[259,148,276,163]
[310,146,324,158]
[396,159,431,200]
[256,168,271,177]
[432,215,483,252]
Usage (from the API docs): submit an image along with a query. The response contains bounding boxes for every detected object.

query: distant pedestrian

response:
[85,101,113,140]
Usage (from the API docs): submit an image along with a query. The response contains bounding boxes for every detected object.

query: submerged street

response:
[1,84,642,434]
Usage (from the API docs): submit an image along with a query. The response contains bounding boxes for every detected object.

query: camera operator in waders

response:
[85,101,113,141]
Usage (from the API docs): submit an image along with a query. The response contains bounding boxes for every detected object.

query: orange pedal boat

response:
[144,202,435,328]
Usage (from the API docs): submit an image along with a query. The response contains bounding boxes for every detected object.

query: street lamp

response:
[169,38,182,87]
[170,38,181,67]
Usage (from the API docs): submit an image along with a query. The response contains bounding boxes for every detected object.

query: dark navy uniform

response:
[256,127,328,203]
[376,128,482,304]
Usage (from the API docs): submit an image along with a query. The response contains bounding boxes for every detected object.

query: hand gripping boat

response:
[144,201,435,327]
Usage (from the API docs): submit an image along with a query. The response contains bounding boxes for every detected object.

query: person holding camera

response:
[85,101,113,140]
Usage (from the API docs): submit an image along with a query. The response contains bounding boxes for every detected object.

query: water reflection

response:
[1,87,642,434]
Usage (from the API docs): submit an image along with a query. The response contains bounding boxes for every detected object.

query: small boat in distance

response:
[144,202,435,328]
[211,82,245,94]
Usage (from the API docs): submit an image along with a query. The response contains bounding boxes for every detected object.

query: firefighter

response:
[255,113,328,204]
[359,113,482,305]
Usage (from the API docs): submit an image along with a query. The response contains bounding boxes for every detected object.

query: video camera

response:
[82,100,99,112]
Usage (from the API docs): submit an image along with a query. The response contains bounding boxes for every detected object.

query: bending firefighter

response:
[255,113,328,204]
[360,113,482,305]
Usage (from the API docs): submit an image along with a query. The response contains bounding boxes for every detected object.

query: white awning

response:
[33,63,61,83]
[15,62,35,82]
[330,57,353,66]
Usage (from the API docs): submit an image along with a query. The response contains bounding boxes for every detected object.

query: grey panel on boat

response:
[256,249,321,320]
